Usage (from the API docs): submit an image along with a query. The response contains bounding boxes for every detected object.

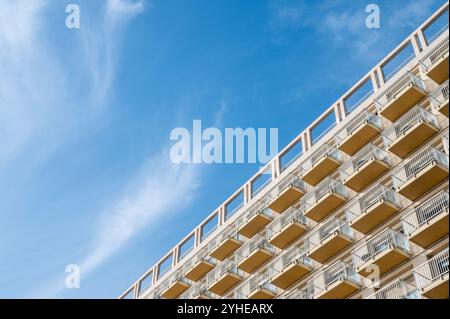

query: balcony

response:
[209,226,244,261]
[375,72,427,121]
[236,235,276,274]
[301,144,343,186]
[420,36,449,84]
[266,174,307,213]
[366,279,420,299]
[269,245,313,289]
[340,144,391,191]
[235,272,279,299]
[183,249,216,282]
[307,217,354,263]
[267,207,312,249]
[308,261,361,299]
[301,177,350,222]
[430,80,449,117]
[414,249,449,299]
[392,147,449,201]
[402,191,449,248]
[382,106,439,158]
[180,281,217,299]
[335,110,382,155]
[346,185,402,234]
[206,260,244,296]
[237,201,274,239]
[159,272,191,299]
[353,228,411,277]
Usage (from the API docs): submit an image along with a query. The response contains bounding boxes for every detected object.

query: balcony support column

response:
[416,29,428,50]
[376,66,385,86]
[410,35,422,56]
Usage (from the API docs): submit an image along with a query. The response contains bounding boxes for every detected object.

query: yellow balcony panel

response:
[238,214,272,239]
[350,200,400,234]
[304,192,347,222]
[210,238,242,261]
[315,279,360,299]
[269,221,308,249]
[303,156,341,186]
[338,122,381,156]
[208,273,242,296]
[397,163,449,201]
[424,52,449,84]
[421,274,449,299]
[387,121,439,158]
[161,280,190,299]
[379,85,427,122]
[248,288,276,299]
[357,247,410,277]
[344,159,389,192]
[237,249,274,274]
[436,98,449,117]
[185,260,215,282]
[408,210,449,248]
[271,263,312,290]
[308,233,354,264]
[268,185,305,213]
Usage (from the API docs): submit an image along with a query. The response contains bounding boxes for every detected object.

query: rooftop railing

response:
[366,279,420,299]
[382,106,439,146]
[391,147,449,190]
[375,72,426,110]
[339,144,391,179]
[345,184,402,222]
[301,177,350,210]
[402,190,449,237]
[413,248,449,290]
[352,228,411,269]
[334,110,382,143]
[420,36,449,71]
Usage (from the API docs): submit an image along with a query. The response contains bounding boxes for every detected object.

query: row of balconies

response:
[135,38,449,299]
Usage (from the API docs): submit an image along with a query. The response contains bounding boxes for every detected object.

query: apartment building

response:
[120,3,450,300]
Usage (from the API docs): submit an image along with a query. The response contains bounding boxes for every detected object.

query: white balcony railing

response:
[234,233,276,266]
[339,144,391,179]
[205,258,244,288]
[420,36,449,72]
[402,190,449,237]
[366,279,420,299]
[382,106,439,146]
[158,270,191,296]
[430,79,449,111]
[306,216,353,249]
[264,173,306,204]
[414,248,449,290]
[301,177,350,211]
[443,133,449,156]
[334,109,382,143]
[352,228,411,269]
[391,147,449,190]
[181,247,216,275]
[301,143,343,173]
[233,270,279,299]
[375,72,426,110]
[179,279,217,299]
[266,206,312,239]
[346,184,402,222]
[307,261,361,298]
[235,200,273,228]
[207,222,245,254]
[268,244,313,277]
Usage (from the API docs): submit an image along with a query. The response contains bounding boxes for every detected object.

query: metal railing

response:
[414,248,449,290]
[301,143,343,173]
[308,261,361,298]
[420,36,449,71]
[234,233,276,266]
[208,223,245,253]
[366,279,420,299]
[179,279,217,299]
[402,190,449,237]
[233,270,279,298]
[340,144,391,179]
[430,79,449,111]
[346,184,401,222]
[382,105,439,147]
[352,228,411,269]
[158,270,191,295]
[205,258,244,288]
[391,147,449,190]
[235,200,273,230]
[264,173,306,204]
[181,247,216,275]
[301,177,350,210]
[306,216,353,249]
[266,206,312,239]
[443,132,449,155]
[268,244,313,277]
[335,109,382,143]
[375,72,426,110]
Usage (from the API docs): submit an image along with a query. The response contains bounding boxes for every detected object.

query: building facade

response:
[121,3,449,300]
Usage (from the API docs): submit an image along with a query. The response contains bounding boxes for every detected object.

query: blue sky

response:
[0,0,447,298]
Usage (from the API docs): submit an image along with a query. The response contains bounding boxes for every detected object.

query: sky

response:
[0,0,448,298]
